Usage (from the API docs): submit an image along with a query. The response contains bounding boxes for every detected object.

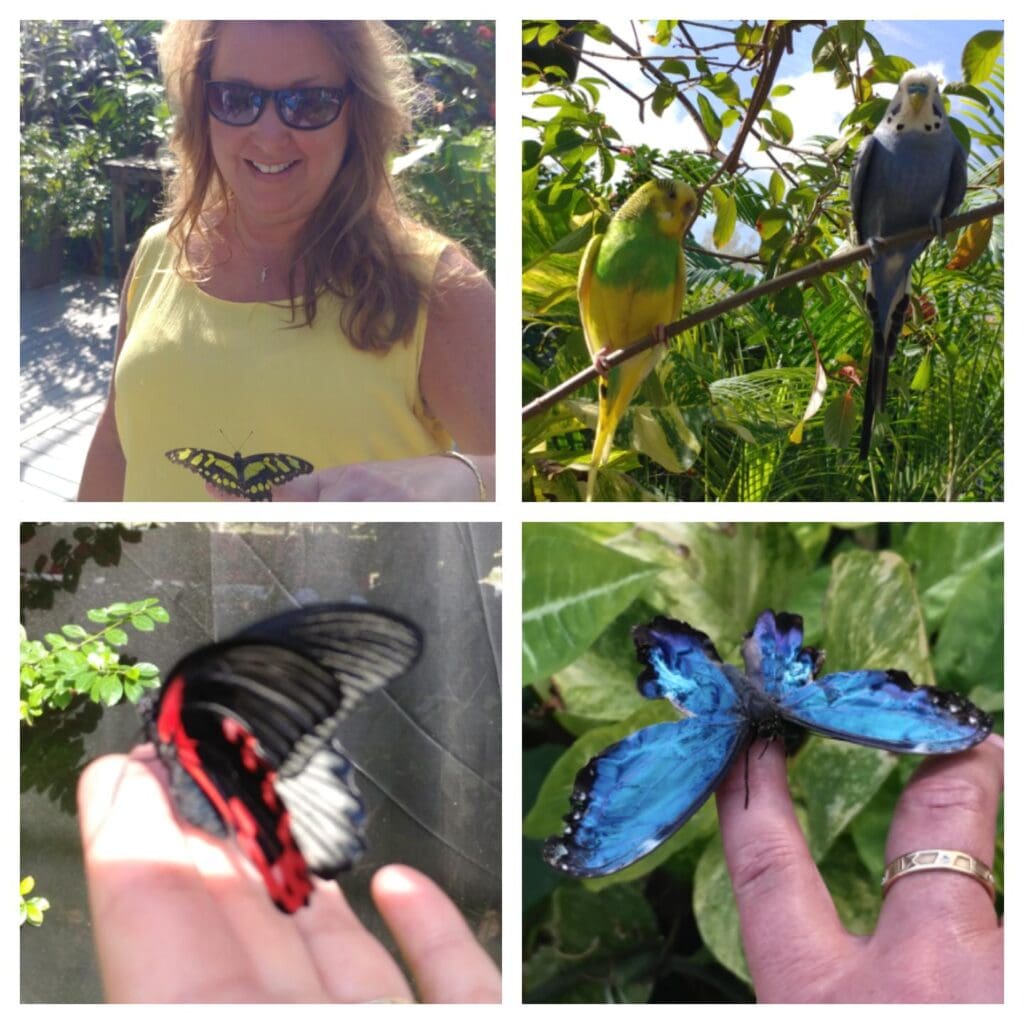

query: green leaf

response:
[522,526,662,684]
[770,107,793,145]
[823,549,934,684]
[792,737,897,860]
[696,92,723,143]
[652,81,676,117]
[61,624,88,639]
[95,675,124,706]
[130,614,154,631]
[693,834,747,983]
[550,599,662,723]
[523,884,658,1002]
[961,30,1003,85]
[710,186,737,249]
[105,628,129,646]
[658,58,690,77]
[822,390,856,449]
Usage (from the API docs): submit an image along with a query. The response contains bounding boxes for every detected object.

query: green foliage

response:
[20,877,50,927]
[522,522,1003,1001]
[522,21,1003,501]
[20,122,109,249]
[20,598,167,723]
[391,21,495,278]
[20,21,170,266]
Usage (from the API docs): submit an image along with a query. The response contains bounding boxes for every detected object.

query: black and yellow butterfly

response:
[165,446,314,501]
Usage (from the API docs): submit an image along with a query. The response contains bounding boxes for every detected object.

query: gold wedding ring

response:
[881,849,996,901]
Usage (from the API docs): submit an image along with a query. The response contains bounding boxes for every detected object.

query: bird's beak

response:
[907,83,928,114]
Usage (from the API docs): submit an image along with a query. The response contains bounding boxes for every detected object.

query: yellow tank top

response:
[115,220,451,500]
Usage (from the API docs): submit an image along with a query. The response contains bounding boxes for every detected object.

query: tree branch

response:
[522,200,1003,422]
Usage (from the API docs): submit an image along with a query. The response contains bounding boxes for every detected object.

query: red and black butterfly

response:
[140,603,422,912]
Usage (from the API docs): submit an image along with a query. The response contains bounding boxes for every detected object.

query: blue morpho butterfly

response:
[543,610,993,877]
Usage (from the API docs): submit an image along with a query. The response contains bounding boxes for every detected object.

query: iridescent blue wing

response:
[741,609,820,698]
[743,609,992,753]
[543,718,747,876]
[543,617,748,877]
[774,668,992,753]
[634,616,744,716]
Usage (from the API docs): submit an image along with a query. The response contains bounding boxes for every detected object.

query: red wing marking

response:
[156,676,313,912]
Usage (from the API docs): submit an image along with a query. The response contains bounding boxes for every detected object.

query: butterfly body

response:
[544,610,992,877]
[143,603,422,911]
[165,446,314,501]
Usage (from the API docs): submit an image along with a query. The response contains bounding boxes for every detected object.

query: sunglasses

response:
[205,81,350,130]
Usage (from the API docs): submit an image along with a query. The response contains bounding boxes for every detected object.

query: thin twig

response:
[522,200,1003,422]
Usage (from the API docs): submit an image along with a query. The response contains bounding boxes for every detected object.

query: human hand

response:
[716,734,1002,1003]
[205,453,491,502]
[273,454,489,501]
[78,750,500,1002]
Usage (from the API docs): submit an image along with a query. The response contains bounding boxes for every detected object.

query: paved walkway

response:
[20,276,120,501]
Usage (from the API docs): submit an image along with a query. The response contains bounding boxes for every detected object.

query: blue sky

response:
[551,20,1003,158]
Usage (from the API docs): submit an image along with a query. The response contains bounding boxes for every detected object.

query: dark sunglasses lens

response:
[279,88,343,129]
[207,84,261,125]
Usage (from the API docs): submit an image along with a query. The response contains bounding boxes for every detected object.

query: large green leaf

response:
[822,549,934,683]
[522,526,662,684]
[609,523,813,652]
[791,737,897,860]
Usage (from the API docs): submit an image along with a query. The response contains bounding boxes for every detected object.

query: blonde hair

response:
[158,20,429,352]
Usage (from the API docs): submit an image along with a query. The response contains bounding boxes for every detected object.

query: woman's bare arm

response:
[78,260,134,500]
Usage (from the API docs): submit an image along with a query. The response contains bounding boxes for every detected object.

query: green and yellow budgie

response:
[579,179,697,501]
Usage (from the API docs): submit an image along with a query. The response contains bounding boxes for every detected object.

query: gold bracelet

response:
[440,450,487,500]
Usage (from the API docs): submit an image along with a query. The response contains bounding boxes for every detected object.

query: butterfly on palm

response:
[141,603,422,912]
[543,610,993,878]
[165,445,313,501]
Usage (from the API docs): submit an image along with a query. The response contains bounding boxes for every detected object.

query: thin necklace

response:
[232,206,272,285]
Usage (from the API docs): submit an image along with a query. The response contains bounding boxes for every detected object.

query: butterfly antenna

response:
[743,745,751,809]
[218,428,253,452]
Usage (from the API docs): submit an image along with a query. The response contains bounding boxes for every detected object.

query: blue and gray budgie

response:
[849,68,967,458]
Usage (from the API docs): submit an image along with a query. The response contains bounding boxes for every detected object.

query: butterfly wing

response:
[235,452,315,501]
[543,718,747,877]
[544,616,748,877]
[773,668,992,753]
[164,448,314,501]
[741,609,820,698]
[742,609,992,754]
[165,447,246,497]
[150,603,422,912]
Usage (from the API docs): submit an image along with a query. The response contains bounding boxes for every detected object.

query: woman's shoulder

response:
[396,219,484,288]
[132,218,175,271]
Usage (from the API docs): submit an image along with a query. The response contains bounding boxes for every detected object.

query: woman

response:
[79,21,494,501]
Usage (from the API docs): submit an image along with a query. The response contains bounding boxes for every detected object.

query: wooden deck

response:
[20,276,120,501]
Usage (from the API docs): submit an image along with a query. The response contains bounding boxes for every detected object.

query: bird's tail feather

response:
[585,389,631,501]
[859,292,910,459]
[859,325,888,459]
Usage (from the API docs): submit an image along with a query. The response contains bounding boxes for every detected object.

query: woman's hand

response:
[78,751,501,1003]
[207,453,494,501]
[716,734,1003,1003]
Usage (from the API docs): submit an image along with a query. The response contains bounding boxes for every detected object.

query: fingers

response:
[716,740,850,998]
[78,754,247,1000]
[878,735,1002,934]
[372,865,500,1003]
[294,880,416,1003]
